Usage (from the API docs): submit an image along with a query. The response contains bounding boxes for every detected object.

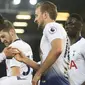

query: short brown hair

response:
[36,1,57,20]
[0,15,14,32]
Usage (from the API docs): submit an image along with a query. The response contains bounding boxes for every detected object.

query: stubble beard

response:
[38,21,45,29]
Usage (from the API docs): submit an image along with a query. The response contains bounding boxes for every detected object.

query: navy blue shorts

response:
[40,75,70,85]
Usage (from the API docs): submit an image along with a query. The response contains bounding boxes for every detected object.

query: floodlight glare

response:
[15,29,24,34]
[29,0,37,5]
[12,0,21,5]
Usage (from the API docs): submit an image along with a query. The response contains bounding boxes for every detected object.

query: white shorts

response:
[0,76,32,85]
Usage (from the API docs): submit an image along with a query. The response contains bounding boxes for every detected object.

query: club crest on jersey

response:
[49,27,56,34]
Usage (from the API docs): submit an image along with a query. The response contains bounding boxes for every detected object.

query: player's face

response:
[34,7,45,29]
[65,17,80,37]
[0,30,13,46]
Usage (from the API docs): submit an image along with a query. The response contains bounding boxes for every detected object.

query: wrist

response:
[35,72,42,80]
[36,70,42,77]
[23,56,28,63]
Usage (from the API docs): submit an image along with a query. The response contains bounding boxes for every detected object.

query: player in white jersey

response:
[32,1,70,85]
[14,23,70,85]
[0,16,33,85]
[65,13,85,85]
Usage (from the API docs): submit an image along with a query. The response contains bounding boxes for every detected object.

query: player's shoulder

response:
[43,22,64,33]
[10,39,32,56]
[75,37,85,49]
[10,39,31,49]
[78,38,85,53]
[45,22,63,29]
[80,37,85,45]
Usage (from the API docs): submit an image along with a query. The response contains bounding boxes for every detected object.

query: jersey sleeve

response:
[9,40,33,68]
[44,24,67,43]
[10,57,22,67]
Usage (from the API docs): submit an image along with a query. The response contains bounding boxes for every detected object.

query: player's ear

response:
[9,28,15,36]
[43,11,48,19]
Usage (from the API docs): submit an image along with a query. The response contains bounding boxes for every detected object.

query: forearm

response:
[37,49,61,74]
[23,57,40,71]
[0,52,6,63]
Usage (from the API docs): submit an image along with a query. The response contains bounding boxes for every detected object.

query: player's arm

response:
[3,47,19,58]
[23,56,40,70]
[0,47,19,63]
[15,54,40,71]
[11,66,20,76]
[11,53,21,76]
[33,38,62,80]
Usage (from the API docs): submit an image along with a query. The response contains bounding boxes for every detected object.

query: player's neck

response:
[12,35,19,42]
[70,34,82,45]
[44,19,55,26]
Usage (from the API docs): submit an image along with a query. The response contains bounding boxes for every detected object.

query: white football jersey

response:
[6,39,33,79]
[68,37,85,85]
[40,22,70,85]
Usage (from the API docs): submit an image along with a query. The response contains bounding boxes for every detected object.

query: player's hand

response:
[14,54,24,62]
[32,72,41,85]
[3,47,19,58]
[14,49,26,62]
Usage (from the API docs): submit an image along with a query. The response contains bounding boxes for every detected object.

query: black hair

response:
[70,13,83,23]
[68,13,83,27]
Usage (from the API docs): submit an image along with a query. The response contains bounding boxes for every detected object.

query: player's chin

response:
[38,24,44,29]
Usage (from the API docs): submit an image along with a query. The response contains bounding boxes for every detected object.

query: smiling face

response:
[65,17,82,38]
[0,30,13,46]
[34,7,45,29]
